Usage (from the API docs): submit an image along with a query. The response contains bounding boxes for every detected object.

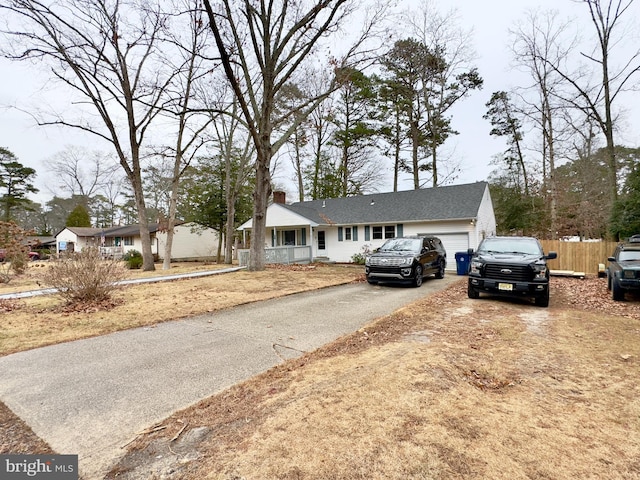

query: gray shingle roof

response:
[281,182,488,225]
[98,223,161,237]
[62,227,103,237]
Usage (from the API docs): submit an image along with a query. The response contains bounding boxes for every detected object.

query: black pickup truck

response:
[606,234,640,301]
[467,236,557,307]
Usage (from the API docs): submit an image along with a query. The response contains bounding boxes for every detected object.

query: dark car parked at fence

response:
[365,236,446,288]
[467,236,557,307]
[607,235,640,301]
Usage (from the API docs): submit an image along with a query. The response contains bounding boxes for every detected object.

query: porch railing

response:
[238,245,312,267]
[99,246,124,259]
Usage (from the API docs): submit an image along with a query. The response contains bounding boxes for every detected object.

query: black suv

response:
[467,236,557,307]
[607,234,640,301]
[365,236,446,287]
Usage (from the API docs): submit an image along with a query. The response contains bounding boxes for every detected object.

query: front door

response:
[317,231,326,257]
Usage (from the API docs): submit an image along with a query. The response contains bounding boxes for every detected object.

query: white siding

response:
[327,226,362,262]
[125,237,157,257]
[241,204,317,229]
[323,221,475,265]
[56,228,79,253]
[55,228,99,253]
[474,185,497,244]
[156,224,220,260]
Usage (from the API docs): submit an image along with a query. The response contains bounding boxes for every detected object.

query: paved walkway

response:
[0,275,458,479]
[0,266,246,300]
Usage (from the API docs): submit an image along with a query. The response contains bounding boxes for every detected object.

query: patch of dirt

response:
[553,274,640,318]
[54,297,125,314]
[0,298,21,312]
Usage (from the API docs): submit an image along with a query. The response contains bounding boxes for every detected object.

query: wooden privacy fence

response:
[539,240,619,275]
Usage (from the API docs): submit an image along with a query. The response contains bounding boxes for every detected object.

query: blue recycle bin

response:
[455,252,471,275]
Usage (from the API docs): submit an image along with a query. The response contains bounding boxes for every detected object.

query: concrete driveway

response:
[0,275,458,479]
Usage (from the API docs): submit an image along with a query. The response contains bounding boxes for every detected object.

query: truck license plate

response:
[498,283,513,291]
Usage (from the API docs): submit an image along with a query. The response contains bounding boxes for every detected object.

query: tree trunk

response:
[224,168,236,264]
[131,180,155,271]
[294,130,305,202]
[411,119,420,189]
[249,155,272,271]
[431,143,438,188]
[217,223,224,263]
[162,174,180,270]
[393,107,401,192]
[224,202,235,264]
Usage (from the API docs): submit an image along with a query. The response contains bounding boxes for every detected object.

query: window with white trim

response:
[384,226,395,238]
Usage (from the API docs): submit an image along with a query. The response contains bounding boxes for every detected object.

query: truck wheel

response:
[467,283,479,299]
[612,278,625,301]
[535,288,550,307]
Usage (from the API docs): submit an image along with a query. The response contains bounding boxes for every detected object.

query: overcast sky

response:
[2,0,639,204]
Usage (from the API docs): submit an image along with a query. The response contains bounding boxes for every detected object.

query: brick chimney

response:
[273,191,286,204]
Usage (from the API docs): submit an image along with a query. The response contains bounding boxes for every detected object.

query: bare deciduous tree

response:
[1,0,179,270]
[47,146,119,199]
[201,0,384,271]
[204,78,255,265]
[510,9,576,238]
[156,0,217,270]
[543,0,640,201]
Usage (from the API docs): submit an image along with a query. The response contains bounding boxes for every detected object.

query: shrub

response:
[123,249,143,269]
[42,247,128,305]
[0,221,34,282]
[351,244,372,265]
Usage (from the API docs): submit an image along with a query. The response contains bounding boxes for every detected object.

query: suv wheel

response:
[612,278,625,301]
[435,260,445,279]
[467,282,479,299]
[413,265,423,288]
[366,277,378,285]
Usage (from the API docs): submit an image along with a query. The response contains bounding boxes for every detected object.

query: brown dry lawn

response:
[0,261,362,356]
[2,262,640,479]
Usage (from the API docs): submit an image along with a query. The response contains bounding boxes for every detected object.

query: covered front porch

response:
[238,224,329,266]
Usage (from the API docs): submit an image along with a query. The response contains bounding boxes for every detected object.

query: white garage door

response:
[430,233,469,270]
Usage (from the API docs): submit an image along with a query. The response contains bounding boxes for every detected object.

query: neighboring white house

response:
[55,227,103,254]
[237,182,497,269]
[55,222,221,261]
